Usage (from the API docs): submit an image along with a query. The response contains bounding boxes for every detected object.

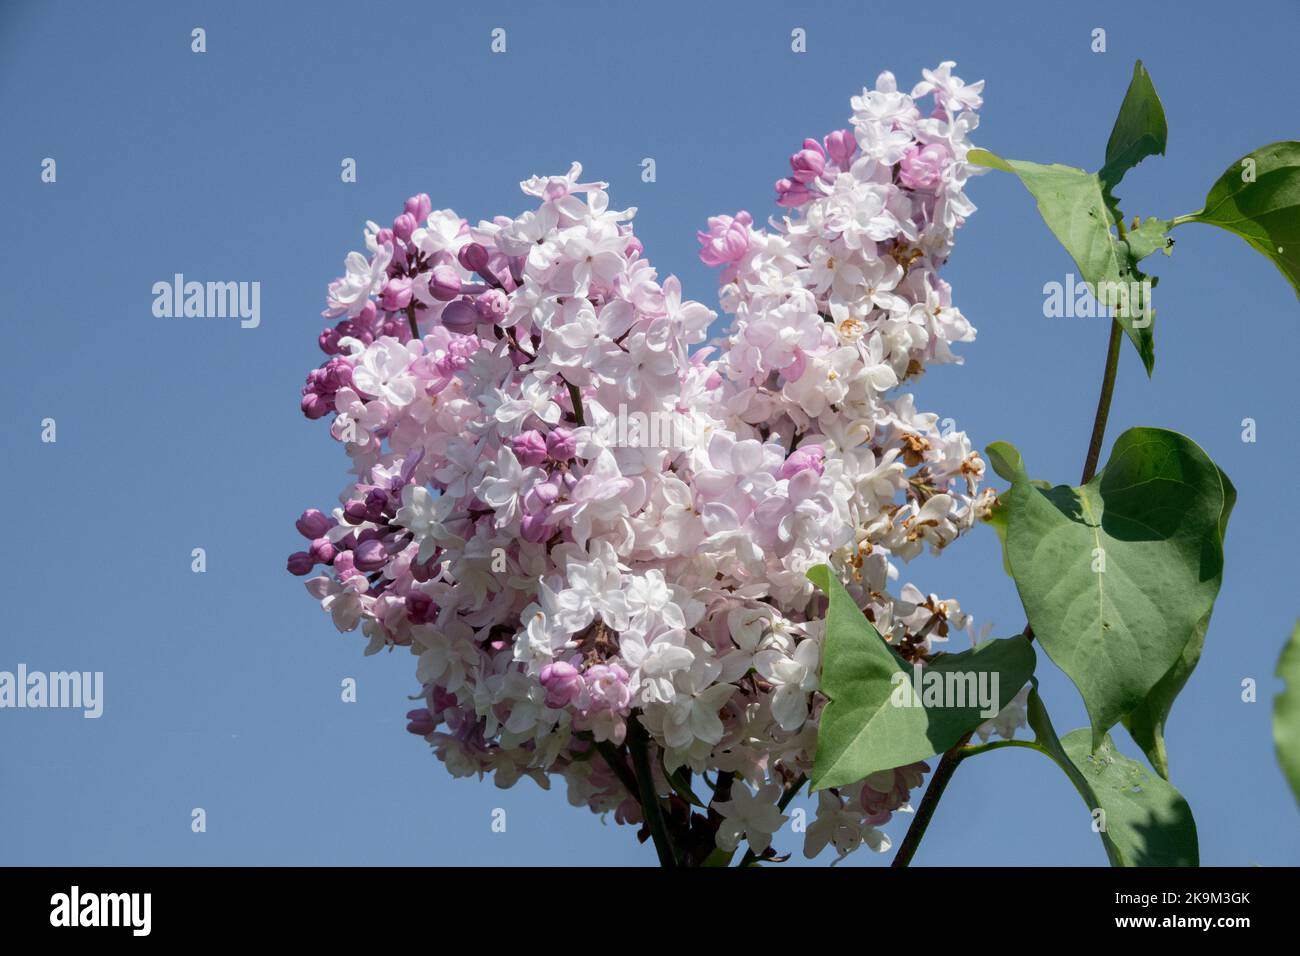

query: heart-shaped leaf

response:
[1181,141,1300,299]
[988,428,1230,750]
[808,565,1036,791]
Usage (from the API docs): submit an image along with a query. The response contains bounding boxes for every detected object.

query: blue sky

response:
[1,0,1296,866]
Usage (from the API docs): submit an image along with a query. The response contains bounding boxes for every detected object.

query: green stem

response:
[1080,318,1124,484]
[627,719,677,867]
[890,731,973,867]
[565,379,586,426]
[959,738,1042,759]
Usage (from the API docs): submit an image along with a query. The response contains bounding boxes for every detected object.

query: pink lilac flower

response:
[287,67,1016,863]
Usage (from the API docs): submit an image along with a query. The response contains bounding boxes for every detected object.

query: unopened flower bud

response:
[381,276,413,311]
[406,590,435,624]
[779,443,826,480]
[392,212,417,243]
[301,393,330,420]
[510,430,549,467]
[824,129,856,168]
[546,427,577,461]
[296,508,333,539]
[353,538,388,573]
[404,193,432,222]
[440,299,478,334]
[429,264,462,301]
[475,288,508,322]
[365,488,390,521]
[309,537,337,564]
[457,242,491,275]
[405,707,435,736]
[790,138,826,183]
[539,661,583,708]
[286,551,315,576]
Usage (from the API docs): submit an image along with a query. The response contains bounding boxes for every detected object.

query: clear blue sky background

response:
[1,0,1296,866]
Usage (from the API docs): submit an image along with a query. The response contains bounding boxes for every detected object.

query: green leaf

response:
[808,565,1036,791]
[991,428,1229,750]
[1100,60,1168,208]
[1275,619,1300,805]
[969,149,1156,374]
[1123,466,1235,777]
[1180,141,1300,299]
[1123,216,1174,262]
[1061,730,1199,865]
[1026,686,1198,866]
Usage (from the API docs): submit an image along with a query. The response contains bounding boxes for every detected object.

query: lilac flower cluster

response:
[288,64,1020,861]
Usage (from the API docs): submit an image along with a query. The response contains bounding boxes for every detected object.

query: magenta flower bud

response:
[286,551,315,576]
[375,228,395,246]
[824,129,856,168]
[365,488,391,520]
[779,443,826,480]
[405,707,435,736]
[790,138,826,183]
[775,177,815,208]
[343,500,370,525]
[508,430,549,467]
[333,549,358,580]
[318,327,342,355]
[301,393,330,420]
[475,288,508,322]
[309,537,337,564]
[440,299,478,334]
[546,427,577,461]
[624,236,643,258]
[520,512,552,544]
[539,661,583,708]
[393,213,417,243]
[404,193,432,221]
[354,538,388,573]
[429,264,463,301]
[406,590,435,624]
[381,276,414,311]
[457,242,491,275]
[296,508,333,539]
